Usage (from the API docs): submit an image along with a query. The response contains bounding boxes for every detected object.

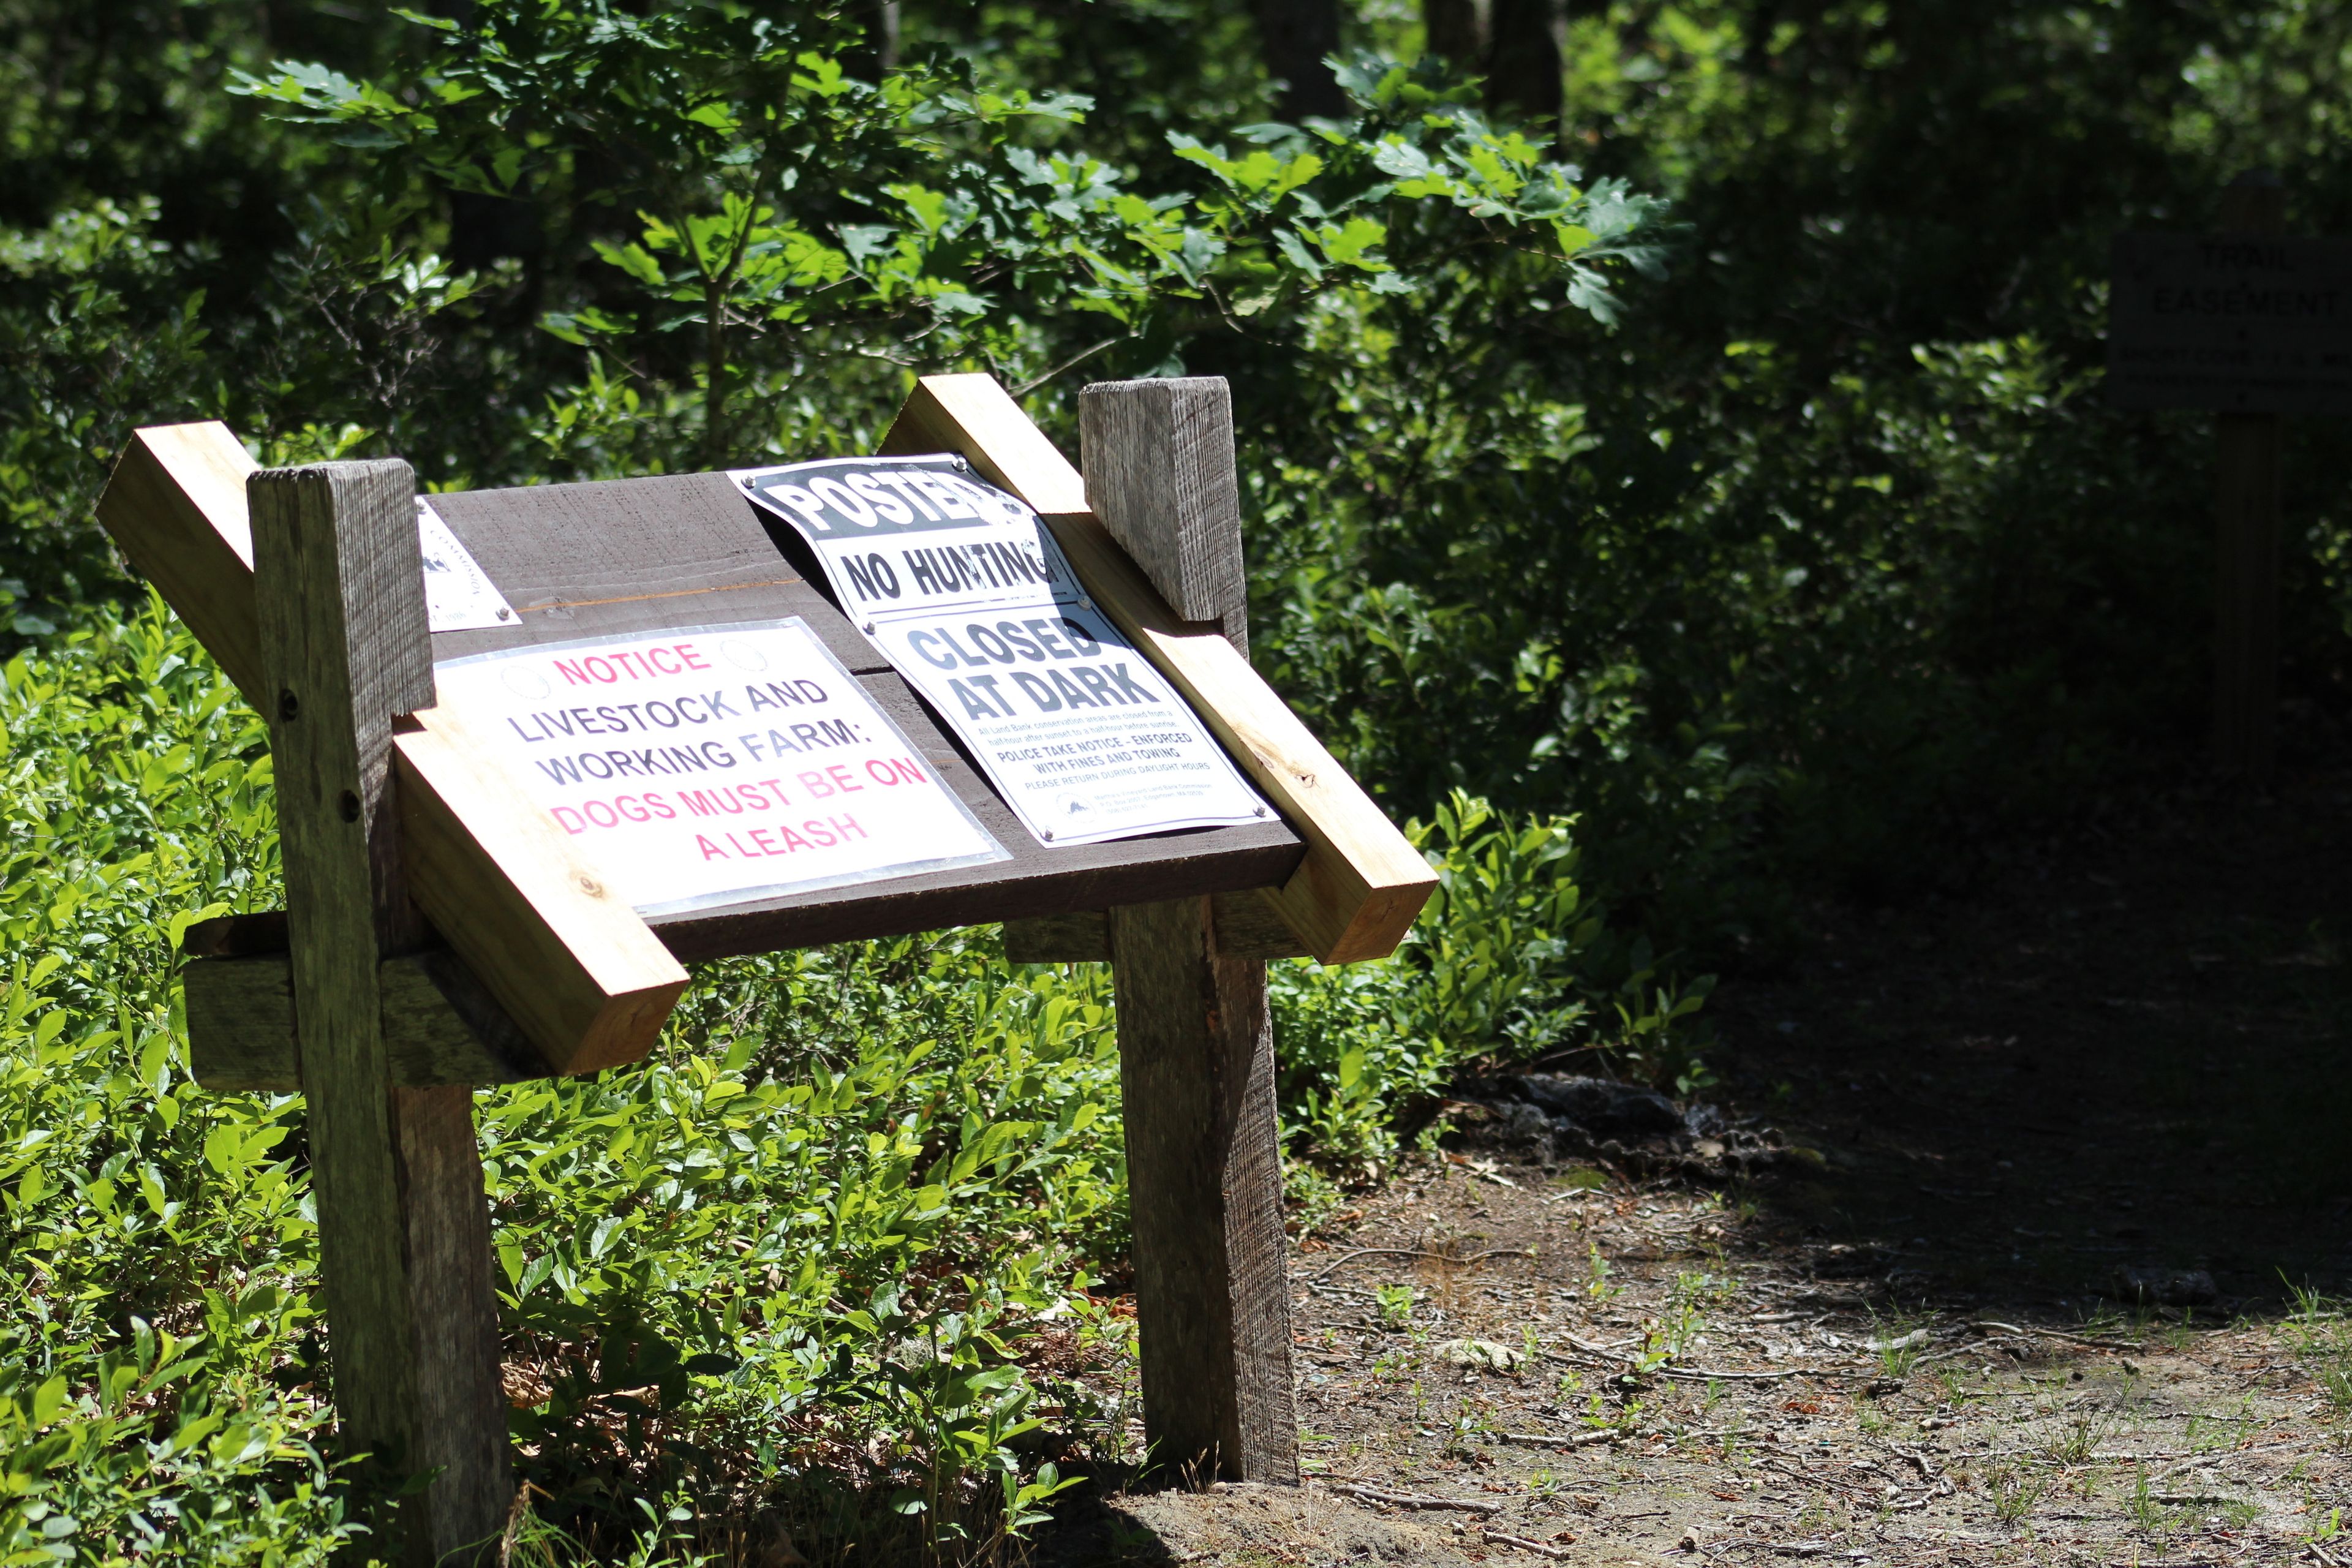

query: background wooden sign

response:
[2107,232,2352,415]
[2104,173,2339,784]
[97,372,1436,1562]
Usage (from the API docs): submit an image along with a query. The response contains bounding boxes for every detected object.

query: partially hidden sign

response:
[431,619,1006,916]
[733,456,1272,847]
[2109,233,2352,413]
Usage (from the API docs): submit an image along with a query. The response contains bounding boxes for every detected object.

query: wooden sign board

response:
[419,468,1310,959]
[97,375,1431,1544]
[2108,232,2352,413]
[107,379,1434,1089]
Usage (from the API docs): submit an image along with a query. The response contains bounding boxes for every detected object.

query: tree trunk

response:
[1484,0,1562,127]
[1248,0,1348,121]
[1423,0,1484,70]
[846,0,899,78]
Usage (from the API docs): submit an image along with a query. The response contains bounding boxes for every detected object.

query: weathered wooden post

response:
[249,460,513,1562]
[2212,170,2286,783]
[1084,379,1297,1483]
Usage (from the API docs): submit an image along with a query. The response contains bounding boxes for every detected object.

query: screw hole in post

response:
[277,690,299,722]
[338,791,361,823]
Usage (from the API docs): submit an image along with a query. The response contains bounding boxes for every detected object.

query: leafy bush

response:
[2,601,1676,1558]
[1273,791,1710,1183]
[0,603,1121,1558]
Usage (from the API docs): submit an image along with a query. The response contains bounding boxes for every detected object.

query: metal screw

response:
[1253,804,1268,817]
[1041,828,1055,841]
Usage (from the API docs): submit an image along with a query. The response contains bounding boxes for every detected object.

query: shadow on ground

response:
[1022,767,2352,1567]
[1724,766,2352,1311]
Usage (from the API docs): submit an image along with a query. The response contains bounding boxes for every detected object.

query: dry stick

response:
[1483,1529,1574,1560]
[1547,1339,1864,1384]
[1329,1483,1503,1516]
[1494,1428,1622,1450]
[1307,1245,1536,1283]
[1968,1320,2147,1352]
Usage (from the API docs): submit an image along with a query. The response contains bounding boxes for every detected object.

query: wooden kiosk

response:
[95,374,1434,1562]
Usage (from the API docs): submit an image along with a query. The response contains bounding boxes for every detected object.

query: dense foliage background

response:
[6,0,2352,1561]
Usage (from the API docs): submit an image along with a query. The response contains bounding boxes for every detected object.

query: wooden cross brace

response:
[96,375,1434,1545]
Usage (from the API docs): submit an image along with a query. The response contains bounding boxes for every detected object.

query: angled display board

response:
[417,460,1310,964]
[95,373,1435,1555]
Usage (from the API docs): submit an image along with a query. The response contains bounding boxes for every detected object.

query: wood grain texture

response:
[2212,175,2286,785]
[1001,911,1111,963]
[879,372,1433,963]
[393,1083,513,1558]
[1003,890,1308,963]
[394,706,689,1074]
[96,423,266,702]
[252,460,429,1476]
[425,471,883,674]
[184,950,545,1091]
[251,460,512,1564]
[878,373,1090,517]
[1095,383,1297,1487]
[1079,379,1248,652]
[97,427,693,1077]
[1109,897,1298,1483]
[1048,513,1433,962]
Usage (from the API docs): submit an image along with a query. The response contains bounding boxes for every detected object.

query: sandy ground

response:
[1031,772,2352,1566]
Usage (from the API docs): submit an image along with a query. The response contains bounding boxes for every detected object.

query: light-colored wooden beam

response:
[881,374,1090,516]
[880,375,1435,964]
[96,423,688,1076]
[395,706,688,1074]
[96,423,268,703]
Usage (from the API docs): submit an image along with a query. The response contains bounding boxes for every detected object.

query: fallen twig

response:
[1550,1336,1864,1383]
[1494,1428,1621,1449]
[1969,1320,2146,1352]
[1308,1245,1534,1282]
[1329,1482,1503,1516]
[1483,1528,1573,1559]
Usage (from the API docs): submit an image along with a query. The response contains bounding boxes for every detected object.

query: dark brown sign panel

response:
[2108,233,2352,413]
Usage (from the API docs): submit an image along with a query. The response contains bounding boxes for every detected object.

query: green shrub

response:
[1273,790,1712,1182]
[4,603,1645,1557]
[0,605,1125,1558]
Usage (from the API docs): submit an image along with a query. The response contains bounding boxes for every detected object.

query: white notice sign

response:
[730,456,1272,846]
[417,498,518,632]
[431,619,1006,916]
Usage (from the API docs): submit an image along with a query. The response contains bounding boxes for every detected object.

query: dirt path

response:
[1036,771,2352,1565]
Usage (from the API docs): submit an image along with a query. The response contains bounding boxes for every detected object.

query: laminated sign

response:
[417,497,518,632]
[733,456,1272,846]
[431,619,1006,915]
